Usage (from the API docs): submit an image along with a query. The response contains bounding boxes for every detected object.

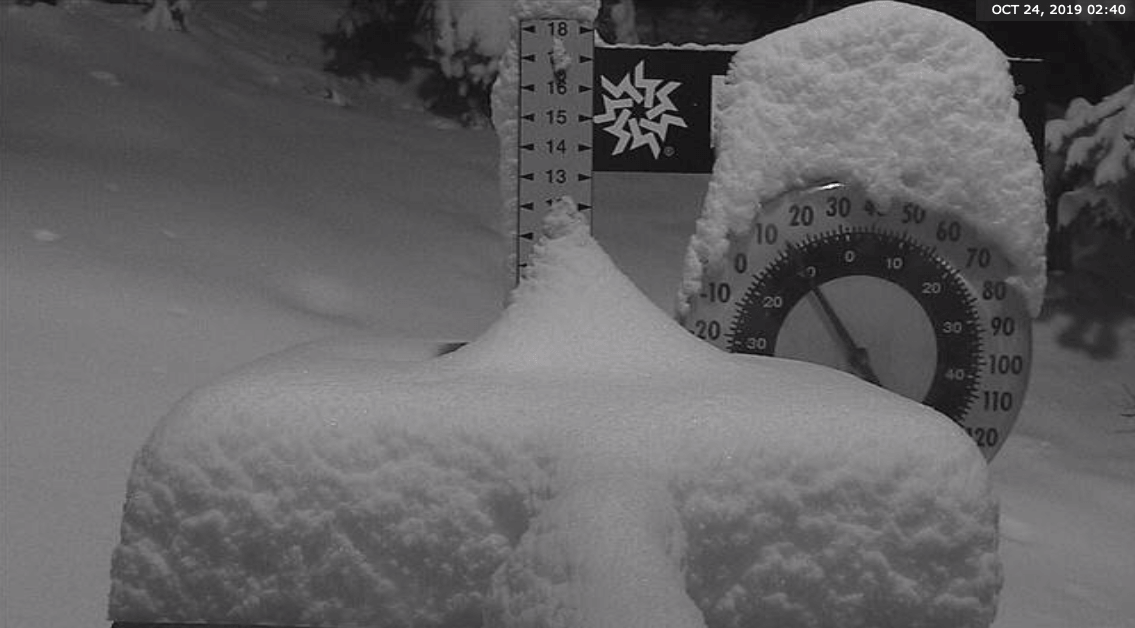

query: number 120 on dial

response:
[681,182,1032,460]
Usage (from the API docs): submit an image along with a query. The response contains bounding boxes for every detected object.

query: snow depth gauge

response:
[514,20,733,280]
[515,19,595,284]
[515,20,1042,459]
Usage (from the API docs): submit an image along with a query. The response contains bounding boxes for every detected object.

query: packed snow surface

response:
[5,2,1131,628]
[679,0,1047,317]
[111,203,1000,627]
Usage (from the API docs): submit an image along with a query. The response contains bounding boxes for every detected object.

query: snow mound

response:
[110,203,1000,627]
[679,0,1047,316]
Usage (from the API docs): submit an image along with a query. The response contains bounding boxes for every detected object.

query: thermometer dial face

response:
[681,182,1032,460]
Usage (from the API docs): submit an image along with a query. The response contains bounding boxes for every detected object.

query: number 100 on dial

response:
[681,182,1032,460]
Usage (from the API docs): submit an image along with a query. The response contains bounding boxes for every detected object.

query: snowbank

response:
[111,204,1000,627]
[679,1,1047,317]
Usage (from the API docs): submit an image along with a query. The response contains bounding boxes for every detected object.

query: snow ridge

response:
[111,205,1000,628]
[109,3,1001,626]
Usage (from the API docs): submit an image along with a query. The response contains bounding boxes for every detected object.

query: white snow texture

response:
[431,0,513,92]
[110,2,1002,627]
[679,1,1047,317]
[111,202,999,628]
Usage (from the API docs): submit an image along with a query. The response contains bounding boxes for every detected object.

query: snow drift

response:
[110,204,1000,628]
[0,1,1128,627]
[110,2,1007,626]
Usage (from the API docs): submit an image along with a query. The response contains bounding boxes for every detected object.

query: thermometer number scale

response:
[681,182,1032,460]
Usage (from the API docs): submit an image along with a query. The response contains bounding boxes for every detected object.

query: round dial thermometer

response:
[681,182,1031,460]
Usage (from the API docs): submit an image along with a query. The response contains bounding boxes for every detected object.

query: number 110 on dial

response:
[681,182,1032,460]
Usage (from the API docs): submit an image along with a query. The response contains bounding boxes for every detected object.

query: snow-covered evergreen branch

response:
[1046,76,1135,238]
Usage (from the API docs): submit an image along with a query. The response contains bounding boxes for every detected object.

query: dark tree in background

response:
[323,0,433,80]
[323,0,1132,113]
[30,0,1129,286]
[323,0,513,126]
[627,0,1133,104]
[322,0,1132,289]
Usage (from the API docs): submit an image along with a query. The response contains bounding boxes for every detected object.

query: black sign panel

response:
[592,47,733,173]
[592,49,1044,174]
[1007,58,1045,161]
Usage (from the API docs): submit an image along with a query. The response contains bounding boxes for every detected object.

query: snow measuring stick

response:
[513,19,733,280]
[96,9,1065,628]
[513,20,1045,278]
[517,19,1045,460]
[514,20,595,285]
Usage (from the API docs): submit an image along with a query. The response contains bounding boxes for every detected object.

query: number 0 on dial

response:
[681,182,1032,460]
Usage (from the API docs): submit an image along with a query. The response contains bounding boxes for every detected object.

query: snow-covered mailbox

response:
[109,2,1045,627]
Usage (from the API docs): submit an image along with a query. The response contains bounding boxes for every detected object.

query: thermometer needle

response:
[807,281,883,386]
[784,241,882,386]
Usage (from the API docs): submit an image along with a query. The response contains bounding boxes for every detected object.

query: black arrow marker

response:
[578,143,591,152]
[521,84,535,92]
[521,172,534,181]
[522,24,536,33]
[520,232,535,240]
[578,173,591,181]
[521,143,535,151]
[522,113,535,122]
[522,54,536,62]
[520,202,534,210]
[579,84,592,93]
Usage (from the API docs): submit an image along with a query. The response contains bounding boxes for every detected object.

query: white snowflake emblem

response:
[594,61,687,158]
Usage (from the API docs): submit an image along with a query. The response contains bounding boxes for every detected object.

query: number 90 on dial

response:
[680,182,1032,460]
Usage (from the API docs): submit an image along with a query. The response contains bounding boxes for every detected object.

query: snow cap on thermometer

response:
[679,0,1047,317]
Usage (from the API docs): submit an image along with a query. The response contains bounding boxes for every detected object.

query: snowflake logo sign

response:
[594,61,687,159]
[591,48,732,173]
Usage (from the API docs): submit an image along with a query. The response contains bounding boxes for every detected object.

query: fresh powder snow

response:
[110,199,1000,628]
[109,1,1002,626]
[678,0,1048,318]
[431,0,513,101]
[4,2,1131,628]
